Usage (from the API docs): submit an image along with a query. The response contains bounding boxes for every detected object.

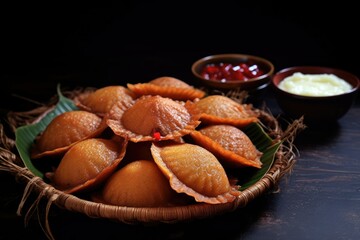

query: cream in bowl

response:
[278,72,352,97]
[271,66,360,125]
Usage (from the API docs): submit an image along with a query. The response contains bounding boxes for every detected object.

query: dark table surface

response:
[1,2,360,240]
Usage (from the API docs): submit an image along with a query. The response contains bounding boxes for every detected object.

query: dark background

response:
[1,1,359,112]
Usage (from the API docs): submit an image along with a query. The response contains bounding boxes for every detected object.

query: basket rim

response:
[7,159,283,223]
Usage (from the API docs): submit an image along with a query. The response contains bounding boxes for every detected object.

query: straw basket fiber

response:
[0,88,305,239]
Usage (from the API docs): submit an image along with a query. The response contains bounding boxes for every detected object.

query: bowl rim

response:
[191,53,275,84]
[271,65,360,100]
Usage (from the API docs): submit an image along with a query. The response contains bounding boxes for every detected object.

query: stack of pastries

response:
[30,76,264,207]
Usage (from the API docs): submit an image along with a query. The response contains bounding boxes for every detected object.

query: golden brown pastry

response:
[50,137,127,194]
[194,95,259,127]
[92,160,178,207]
[150,141,241,204]
[127,76,205,100]
[31,110,107,159]
[106,95,201,142]
[190,124,262,168]
[74,86,135,116]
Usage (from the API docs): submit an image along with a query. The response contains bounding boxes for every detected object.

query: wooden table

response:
[1,85,359,240]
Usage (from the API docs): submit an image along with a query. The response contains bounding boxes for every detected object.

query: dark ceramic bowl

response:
[271,66,360,125]
[191,53,274,91]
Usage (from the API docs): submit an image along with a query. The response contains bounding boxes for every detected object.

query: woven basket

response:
[0,89,305,239]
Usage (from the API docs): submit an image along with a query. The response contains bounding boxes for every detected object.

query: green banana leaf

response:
[14,86,280,190]
[240,123,281,190]
[15,85,78,178]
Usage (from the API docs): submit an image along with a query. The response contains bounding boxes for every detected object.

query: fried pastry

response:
[194,95,259,127]
[31,110,107,159]
[106,95,201,142]
[50,138,127,194]
[190,124,262,168]
[150,142,241,204]
[92,160,178,207]
[127,76,205,100]
[74,86,135,116]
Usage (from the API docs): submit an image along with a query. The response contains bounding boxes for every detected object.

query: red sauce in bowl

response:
[201,62,264,82]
